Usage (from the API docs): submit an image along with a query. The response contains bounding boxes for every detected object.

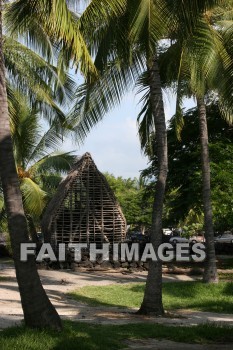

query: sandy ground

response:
[0,262,233,349]
[122,339,233,350]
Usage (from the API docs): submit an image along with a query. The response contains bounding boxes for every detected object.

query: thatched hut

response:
[41,153,127,247]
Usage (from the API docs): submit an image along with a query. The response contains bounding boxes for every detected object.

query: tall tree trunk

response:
[138,55,168,315]
[26,214,39,244]
[197,97,218,283]
[0,2,62,329]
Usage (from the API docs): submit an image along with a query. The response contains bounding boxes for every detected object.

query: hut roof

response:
[41,152,126,242]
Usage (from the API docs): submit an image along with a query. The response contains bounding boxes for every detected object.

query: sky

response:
[56,2,197,179]
[61,89,195,179]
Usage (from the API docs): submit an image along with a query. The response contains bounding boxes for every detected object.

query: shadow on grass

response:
[1,321,233,350]
[69,282,233,314]
[223,282,233,296]
[68,292,135,309]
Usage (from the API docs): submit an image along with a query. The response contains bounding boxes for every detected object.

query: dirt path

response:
[122,339,233,350]
[0,262,233,331]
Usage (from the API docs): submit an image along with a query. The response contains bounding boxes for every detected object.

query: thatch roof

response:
[41,152,127,244]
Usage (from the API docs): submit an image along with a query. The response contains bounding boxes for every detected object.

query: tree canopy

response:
[141,103,233,232]
[105,173,153,231]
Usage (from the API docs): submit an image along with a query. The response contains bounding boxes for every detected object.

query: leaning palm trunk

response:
[0,2,62,329]
[138,55,168,315]
[197,97,218,283]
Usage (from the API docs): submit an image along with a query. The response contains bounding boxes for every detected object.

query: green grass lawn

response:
[0,322,233,350]
[69,281,233,313]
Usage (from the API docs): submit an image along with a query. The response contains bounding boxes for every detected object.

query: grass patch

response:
[0,322,233,349]
[0,258,13,264]
[0,275,11,281]
[219,272,233,281]
[69,281,233,313]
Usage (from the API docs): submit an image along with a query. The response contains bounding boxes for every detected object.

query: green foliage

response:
[69,281,233,313]
[2,2,80,133]
[68,0,224,145]
[210,142,233,230]
[180,209,204,236]
[5,0,97,78]
[104,173,152,229]
[141,104,233,230]
[137,2,233,152]
[4,37,74,126]
[0,321,232,350]
[0,91,76,229]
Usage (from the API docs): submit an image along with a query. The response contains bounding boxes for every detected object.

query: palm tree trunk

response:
[197,97,218,283]
[26,214,39,243]
[138,55,168,315]
[0,2,62,329]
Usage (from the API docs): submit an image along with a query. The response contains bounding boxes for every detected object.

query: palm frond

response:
[218,100,233,124]
[40,174,62,193]
[69,54,145,144]
[26,123,67,166]
[129,0,168,55]
[4,36,75,125]
[136,70,153,152]
[29,151,76,175]
[164,0,224,37]
[5,35,76,103]
[10,94,41,168]
[20,178,47,217]
[5,0,97,78]
[7,89,72,169]
[78,0,127,37]
[7,84,21,130]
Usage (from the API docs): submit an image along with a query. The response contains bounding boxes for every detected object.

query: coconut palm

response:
[0,90,76,236]
[0,0,97,329]
[11,91,76,219]
[5,0,224,318]
[65,0,223,314]
[156,9,233,282]
[68,2,166,315]
[4,17,77,126]
[2,11,58,329]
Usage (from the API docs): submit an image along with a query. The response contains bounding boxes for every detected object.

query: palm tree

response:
[11,91,76,220]
[6,0,223,320]
[0,6,61,328]
[0,0,65,327]
[157,10,233,282]
[67,1,166,314]
[0,0,96,329]
[197,97,217,282]
[0,90,76,237]
[65,0,223,314]
[4,32,75,126]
